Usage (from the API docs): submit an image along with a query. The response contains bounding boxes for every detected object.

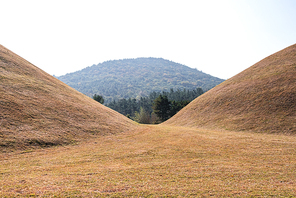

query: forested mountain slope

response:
[0,45,137,150]
[57,58,224,103]
[165,44,296,134]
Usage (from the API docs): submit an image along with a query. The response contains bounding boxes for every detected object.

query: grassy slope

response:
[165,44,296,133]
[0,45,138,151]
[0,125,295,197]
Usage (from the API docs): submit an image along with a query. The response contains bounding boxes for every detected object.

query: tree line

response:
[95,88,203,124]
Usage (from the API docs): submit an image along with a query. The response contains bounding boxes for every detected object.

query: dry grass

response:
[0,125,295,197]
[165,43,296,134]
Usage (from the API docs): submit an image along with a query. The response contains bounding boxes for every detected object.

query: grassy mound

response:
[0,45,138,151]
[165,44,296,133]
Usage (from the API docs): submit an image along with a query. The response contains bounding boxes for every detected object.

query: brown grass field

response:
[1,44,296,197]
[1,125,296,197]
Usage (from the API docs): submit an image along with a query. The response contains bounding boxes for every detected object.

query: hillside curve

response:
[164,43,296,134]
[0,45,138,150]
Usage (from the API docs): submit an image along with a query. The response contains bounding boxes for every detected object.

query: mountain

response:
[165,44,296,134]
[0,45,137,150]
[57,58,224,103]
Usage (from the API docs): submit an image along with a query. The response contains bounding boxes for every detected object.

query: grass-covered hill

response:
[0,45,137,151]
[57,58,224,103]
[165,43,296,134]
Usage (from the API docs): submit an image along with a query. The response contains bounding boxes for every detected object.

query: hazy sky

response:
[1,0,296,79]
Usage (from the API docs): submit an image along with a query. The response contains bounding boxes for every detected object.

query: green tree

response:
[93,94,104,104]
[152,95,171,122]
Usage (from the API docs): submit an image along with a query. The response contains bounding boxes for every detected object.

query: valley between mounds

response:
[1,125,295,197]
[1,42,296,197]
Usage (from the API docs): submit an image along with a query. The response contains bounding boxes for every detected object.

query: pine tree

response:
[152,95,171,122]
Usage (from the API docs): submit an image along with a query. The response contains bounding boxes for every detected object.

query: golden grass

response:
[1,125,295,197]
[165,43,296,134]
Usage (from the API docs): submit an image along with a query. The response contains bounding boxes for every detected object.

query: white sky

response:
[1,0,296,79]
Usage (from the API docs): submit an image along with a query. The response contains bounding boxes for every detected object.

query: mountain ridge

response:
[57,57,224,103]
